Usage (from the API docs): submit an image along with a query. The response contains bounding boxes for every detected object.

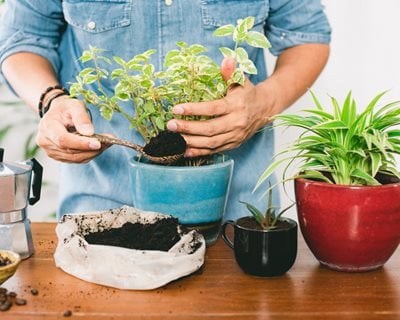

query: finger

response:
[220,56,236,82]
[184,142,237,158]
[183,129,243,152]
[46,148,104,163]
[66,100,95,136]
[170,98,229,120]
[42,120,101,151]
[38,135,107,163]
[167,116,231,136]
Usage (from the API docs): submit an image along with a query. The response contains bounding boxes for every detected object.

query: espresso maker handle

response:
[28,158,43,205]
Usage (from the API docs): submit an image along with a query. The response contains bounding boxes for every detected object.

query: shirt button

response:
[165,0,173,6]
[87,21,96,30]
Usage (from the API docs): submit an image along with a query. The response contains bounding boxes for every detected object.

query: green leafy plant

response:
[69,16,270,143]
[256,91,400,190]
[240,183,294,229]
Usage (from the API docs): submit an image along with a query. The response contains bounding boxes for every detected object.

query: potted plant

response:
[257,90,400,272]
[69,17,271,245]
[221,185,297,277]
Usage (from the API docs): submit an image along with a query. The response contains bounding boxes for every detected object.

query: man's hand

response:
[166,57,274,158]
[36,96,105,163]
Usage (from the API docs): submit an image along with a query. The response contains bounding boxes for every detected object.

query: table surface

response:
[1,222,399,319]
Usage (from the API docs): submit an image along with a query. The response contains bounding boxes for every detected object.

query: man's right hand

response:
[36,96,106,163]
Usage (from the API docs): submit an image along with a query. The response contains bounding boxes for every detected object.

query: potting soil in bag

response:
[54,205,206,290]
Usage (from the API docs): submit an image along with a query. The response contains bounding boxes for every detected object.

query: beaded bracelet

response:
[42,91,69,116]
[38,84,69,118]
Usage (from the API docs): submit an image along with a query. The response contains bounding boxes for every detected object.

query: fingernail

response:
[89,140,101,150]
[173,105,184,115]
[167,120,178,132]
[185,150,193,158]
[78,124,94,135]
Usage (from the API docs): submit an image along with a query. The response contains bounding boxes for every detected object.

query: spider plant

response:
[256,90,400,189]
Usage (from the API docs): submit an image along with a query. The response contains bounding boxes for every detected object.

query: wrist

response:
[38,85,70,118]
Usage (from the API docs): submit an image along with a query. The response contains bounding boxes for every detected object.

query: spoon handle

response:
[90,134,144,152]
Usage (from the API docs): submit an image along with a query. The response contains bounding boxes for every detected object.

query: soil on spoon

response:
[143,131,186,157]
[84,217,182,251]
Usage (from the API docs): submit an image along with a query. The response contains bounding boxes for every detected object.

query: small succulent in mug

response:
[240,183,294,230]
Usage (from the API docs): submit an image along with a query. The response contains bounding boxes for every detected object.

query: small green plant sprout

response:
[69,16,270,143]
[240,183,295,230]
[213,16,271,85]
[255,90,400,189]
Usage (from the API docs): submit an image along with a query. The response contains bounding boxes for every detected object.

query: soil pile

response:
[143,131,186,157]
[84,217,181,251]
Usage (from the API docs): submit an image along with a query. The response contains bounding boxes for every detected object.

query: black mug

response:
[221,216,297,277]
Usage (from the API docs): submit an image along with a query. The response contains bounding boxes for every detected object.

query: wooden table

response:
[1,223,399,319]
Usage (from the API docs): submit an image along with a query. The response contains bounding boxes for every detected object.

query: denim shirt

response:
[0,0,331,220]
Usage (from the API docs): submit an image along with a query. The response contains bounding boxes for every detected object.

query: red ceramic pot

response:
[294,178,400,272]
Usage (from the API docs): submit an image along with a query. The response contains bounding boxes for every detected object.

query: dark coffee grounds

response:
[143,131,186,157]
[84,217,182,251]
[0,255,11,267]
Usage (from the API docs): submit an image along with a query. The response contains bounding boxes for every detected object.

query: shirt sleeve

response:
[0,0,66,82]
[266,0,332,56]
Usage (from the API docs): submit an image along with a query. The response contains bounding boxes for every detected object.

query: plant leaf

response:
[245,31,271,48]
[213,24,235,37]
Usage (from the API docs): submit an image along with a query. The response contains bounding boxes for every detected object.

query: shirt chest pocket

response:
[63,0,131,33]
[199,0,268,29]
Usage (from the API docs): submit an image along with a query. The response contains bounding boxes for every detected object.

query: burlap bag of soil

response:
[54,206,206,290]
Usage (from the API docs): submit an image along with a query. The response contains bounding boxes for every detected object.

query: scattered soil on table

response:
[0,255,11,267]
[84,217,182,251]
[143,131,186,157]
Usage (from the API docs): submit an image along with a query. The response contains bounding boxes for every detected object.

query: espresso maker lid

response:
[0,161,33,177]
[0,147,32,176]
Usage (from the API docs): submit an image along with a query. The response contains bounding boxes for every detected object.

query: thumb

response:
[220,57,236,82]
[70,100,95,136]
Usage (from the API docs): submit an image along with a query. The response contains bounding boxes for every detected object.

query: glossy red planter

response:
[294,178,400,272]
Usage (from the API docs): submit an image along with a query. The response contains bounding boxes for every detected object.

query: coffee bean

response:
[8,291,17,298]
[63,310,72,317]
[15,298,27,306]
[0,255,12,266]
[0,300,12,312]
[30,288,39,296]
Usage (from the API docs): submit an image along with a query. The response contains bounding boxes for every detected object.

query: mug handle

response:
[221,220,235,249]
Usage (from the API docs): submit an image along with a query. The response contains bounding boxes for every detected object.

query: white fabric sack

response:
[54,205,206,290]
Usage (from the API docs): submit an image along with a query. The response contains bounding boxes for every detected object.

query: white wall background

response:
[1,1,400,221]
[272,0,400,219]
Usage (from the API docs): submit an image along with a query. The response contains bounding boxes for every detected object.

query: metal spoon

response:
[83,133,185,164]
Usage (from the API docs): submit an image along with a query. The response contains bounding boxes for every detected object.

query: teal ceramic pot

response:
[129,154,234,246]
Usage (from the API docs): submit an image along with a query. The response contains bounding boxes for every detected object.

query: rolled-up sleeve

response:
[0,0,66,81]
[266,0,331,56]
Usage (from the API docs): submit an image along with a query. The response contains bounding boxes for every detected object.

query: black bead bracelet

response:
[38,84,70,118]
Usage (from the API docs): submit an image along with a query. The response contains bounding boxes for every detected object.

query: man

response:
[0,0,331,220]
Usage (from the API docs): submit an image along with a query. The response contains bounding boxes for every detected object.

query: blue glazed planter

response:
[129,154,234,246]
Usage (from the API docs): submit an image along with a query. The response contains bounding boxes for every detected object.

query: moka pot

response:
[0,148,43,259]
